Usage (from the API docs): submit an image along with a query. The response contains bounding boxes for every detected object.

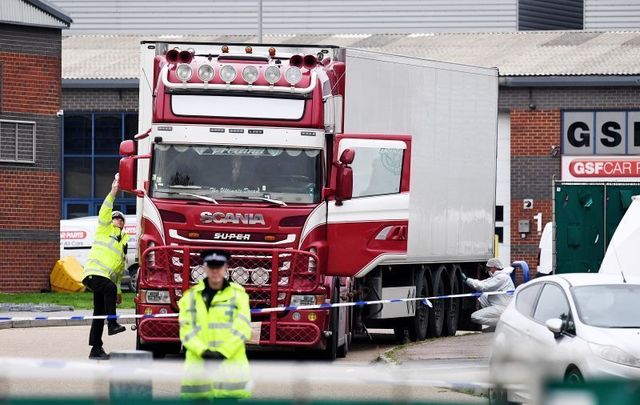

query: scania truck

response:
[118,42,499,359]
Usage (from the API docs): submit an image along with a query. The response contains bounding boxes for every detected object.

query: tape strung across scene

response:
[0,290,514,322]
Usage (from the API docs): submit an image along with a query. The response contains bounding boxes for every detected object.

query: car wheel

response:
[565,367,584,384]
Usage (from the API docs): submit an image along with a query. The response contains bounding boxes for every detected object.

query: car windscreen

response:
[151,144,322,204]
[572,284,640,328]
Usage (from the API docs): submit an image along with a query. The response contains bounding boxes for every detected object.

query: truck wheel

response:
[393,327,407,344]
[408,267,429,342]
[337,305,352,358]
[427,266,446,338]
[443,265,461,336]
[127,264,139,293]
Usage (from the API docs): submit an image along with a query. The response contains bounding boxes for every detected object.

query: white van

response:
[537,222,553,276]
[60,215,139,291]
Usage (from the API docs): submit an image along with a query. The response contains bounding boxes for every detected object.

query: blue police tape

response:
[0,290,515,323]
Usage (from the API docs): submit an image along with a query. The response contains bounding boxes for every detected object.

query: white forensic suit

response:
[466,268,515,327]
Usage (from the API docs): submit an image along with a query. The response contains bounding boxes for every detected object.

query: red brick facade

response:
[0,52,61,115]
[0,24,62,292]
[510,110,561,275]
[0,171,60,230]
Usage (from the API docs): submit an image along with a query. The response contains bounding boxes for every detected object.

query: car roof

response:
[534,273,640,287]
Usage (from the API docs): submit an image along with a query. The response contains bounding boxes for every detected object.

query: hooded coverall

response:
[466,270,515,327]
[82,193,129,347]
[178,279,252,399]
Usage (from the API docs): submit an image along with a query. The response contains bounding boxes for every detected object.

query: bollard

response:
[109,350,153,400]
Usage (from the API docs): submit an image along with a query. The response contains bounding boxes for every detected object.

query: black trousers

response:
[83,275,118,348]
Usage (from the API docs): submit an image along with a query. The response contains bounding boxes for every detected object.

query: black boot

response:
[89,347,110,360]
[108,322,126,336]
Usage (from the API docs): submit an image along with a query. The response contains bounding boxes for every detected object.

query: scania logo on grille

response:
[200,212,266,225]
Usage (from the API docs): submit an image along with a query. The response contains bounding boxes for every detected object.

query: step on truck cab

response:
[118,42,499,359]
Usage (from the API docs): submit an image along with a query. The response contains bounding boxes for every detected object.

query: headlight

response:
[589,342,640,367]
[141,289,170,304]
[264,66,281,84]
[197,64,215,82]
[284,67,302,85]
[231,267,250,285]
[251,267,270,286]
[176,64,193,81]
[220,65,237,83]
[291,295,316,306]
[190,265,206,282]
[242,65,259,84]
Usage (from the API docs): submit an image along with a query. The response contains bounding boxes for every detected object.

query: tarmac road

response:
[0,325,486,403]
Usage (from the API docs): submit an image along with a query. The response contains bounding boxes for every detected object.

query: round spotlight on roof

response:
[220,65,237,83]
[176,64,193,82]
[242,65,259,84]
[264,66,281,85]
[197,64,215,82]
[284,67,302,86]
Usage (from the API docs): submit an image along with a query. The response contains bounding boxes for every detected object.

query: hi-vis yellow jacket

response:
[178,280,252,399]
[82,194,129,293]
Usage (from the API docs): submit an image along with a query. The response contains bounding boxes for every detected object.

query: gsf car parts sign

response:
[562,111,640,155]
[562,111,640,181]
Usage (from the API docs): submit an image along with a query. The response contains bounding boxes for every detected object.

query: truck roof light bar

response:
[161,65,318,94]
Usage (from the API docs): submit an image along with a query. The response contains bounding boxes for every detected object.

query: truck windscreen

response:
[151,144,322,204]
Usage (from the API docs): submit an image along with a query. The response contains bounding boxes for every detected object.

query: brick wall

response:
[509,109,561,275]
[0,23,62,292]
[62,88,138,112]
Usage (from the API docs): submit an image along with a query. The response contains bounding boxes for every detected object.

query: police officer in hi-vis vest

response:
[82,173,129,360]
[179,249,252,399]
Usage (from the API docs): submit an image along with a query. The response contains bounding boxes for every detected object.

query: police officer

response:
[82,174,129,360]
[178,249,252,399]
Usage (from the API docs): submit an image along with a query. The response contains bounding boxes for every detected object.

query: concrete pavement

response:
[0,325,486,403]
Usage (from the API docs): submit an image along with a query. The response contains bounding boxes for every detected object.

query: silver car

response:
[489,273,640,403]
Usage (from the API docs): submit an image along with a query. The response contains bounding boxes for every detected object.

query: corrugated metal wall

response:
[518,0,583,30]
[50,0,517,34]
[585,0,640,30]
[1,0,68,28]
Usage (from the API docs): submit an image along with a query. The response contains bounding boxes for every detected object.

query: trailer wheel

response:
[427,266,446,338]
[443,264,461,336]
[393,327,407,344]
[408,266,429,342]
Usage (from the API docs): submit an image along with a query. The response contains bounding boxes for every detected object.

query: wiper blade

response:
[223,195,287,207]
[158,191,219,204]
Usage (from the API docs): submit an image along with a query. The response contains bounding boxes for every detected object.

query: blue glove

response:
[461,273,468,283]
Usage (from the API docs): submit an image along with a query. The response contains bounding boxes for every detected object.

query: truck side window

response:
[350,147,403,198]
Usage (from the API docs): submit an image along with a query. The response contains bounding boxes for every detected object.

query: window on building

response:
[62,112,138,219]
[0,120,36,163]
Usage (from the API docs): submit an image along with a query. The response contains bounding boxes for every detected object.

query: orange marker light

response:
[245,46,253,54]
[268,47,276,57]
[221,45,229,53]
[265,235,276,242]
[188,232,200,238]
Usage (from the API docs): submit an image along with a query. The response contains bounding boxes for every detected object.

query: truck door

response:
[326,134,411,277]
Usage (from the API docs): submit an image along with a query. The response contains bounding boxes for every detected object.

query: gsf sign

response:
[562,111,640,155]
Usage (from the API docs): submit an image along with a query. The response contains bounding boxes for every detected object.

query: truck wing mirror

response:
[340,148,355,165]
[120,140,136,156]
[335,148,355,205]
[119,157,138,196]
